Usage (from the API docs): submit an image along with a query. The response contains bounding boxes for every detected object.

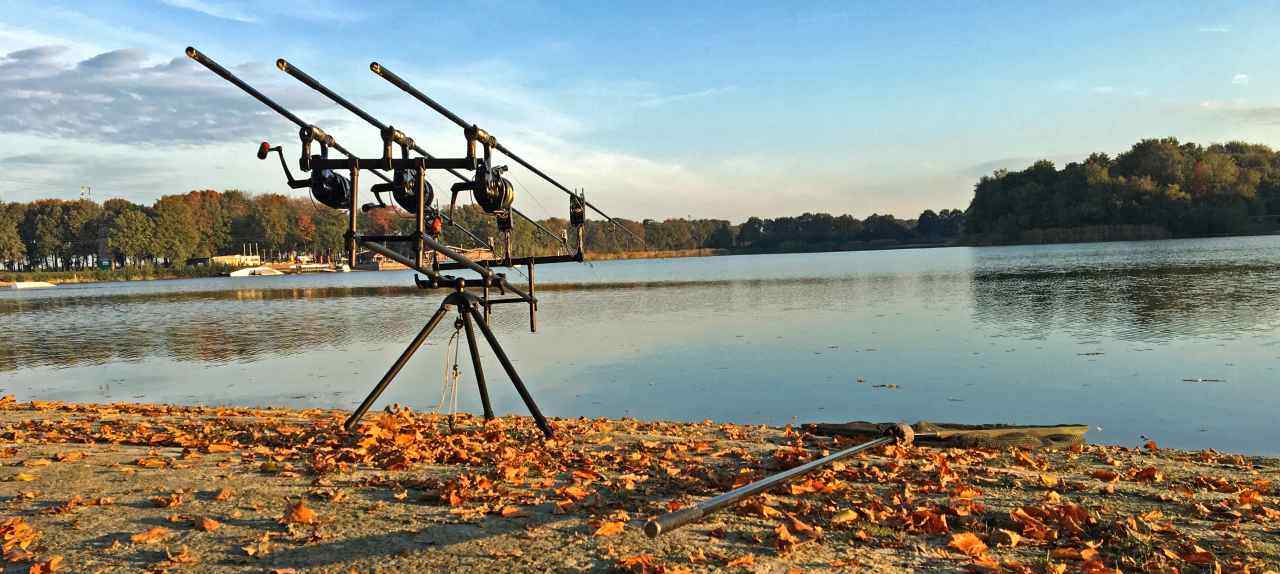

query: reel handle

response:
[257,141,308,189]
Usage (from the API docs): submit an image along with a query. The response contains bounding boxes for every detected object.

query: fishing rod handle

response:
[643,506,703,538]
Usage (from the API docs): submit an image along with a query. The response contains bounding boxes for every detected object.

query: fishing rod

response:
[368,61,648,248]
[184,47,487,250]
[274,58,569,253]
[644,423,917,538]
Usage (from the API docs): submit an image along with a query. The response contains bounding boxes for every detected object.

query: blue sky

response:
[0,1,1277,221]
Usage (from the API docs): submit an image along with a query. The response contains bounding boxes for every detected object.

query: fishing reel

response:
[365,125,434,214]
[450,159,514,214]
[256,135,352,210]
[447,124,515,215]
[367,165,434,214]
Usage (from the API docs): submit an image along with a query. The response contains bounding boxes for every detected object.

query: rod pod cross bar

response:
[643,423,916,538]
[369,61,647,248]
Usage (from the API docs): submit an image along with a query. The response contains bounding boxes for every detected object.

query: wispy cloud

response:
[1198,25,1231,33]
[1232,73,1249,86]
[637,86,735,108]
[1200,101,1280,125]
[161,0,257,23]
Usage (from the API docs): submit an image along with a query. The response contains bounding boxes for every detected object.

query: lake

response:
[3,236,1278,453]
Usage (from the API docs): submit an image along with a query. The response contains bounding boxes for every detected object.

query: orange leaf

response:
[1182,550,1216,565]
[29,555,62,574]
[948,532,988,557]
[134,458,167,469]
[54,452,85,463]
[726,554,756,568]
[130,527,171,544]
[1133,467,1163,483]
[195,517,222,532]
[617,554,655,571]
[592,520,625,537]
[1238,489,1263,506]
[1089,470,1119,482]
[281,500,318,525]
[150,493,184,508]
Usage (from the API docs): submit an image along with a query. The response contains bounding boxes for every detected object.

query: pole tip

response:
[184,46,198,59]
[643,520,661,538]
[275,58,289,71]
[369,62,381,74]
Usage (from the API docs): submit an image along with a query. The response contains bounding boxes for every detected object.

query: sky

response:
[0,1,1278,222]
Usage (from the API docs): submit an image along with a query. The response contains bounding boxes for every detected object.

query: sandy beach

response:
[0,397,1276,573]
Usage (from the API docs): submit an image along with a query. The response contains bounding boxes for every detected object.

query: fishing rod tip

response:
[369,62,381,74]
[184,46,198,59]
[275,58,289,71]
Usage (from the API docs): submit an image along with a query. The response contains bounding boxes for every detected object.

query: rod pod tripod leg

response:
[343,290,554,438]
[344,303,450,431]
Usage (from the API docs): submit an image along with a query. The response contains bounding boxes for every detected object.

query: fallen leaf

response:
[130,527,171,544]
[164,545,198,565]
[948,532,988,557]
[281,500,318,525]
[591,520,625,537]
[195,517,222,532]
[29,555,62,574]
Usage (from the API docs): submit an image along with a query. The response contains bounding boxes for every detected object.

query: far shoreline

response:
[4,231,1277,288]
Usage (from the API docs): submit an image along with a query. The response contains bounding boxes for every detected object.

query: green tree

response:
[0,203,26,269]
[108,209,156,266]
[20,200,68,269]
[152,196,199,265]
[247,194,292,257]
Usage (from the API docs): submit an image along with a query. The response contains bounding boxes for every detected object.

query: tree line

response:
[965,138,1280,242]
[0,188,965,271]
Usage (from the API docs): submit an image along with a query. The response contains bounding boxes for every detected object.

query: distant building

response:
[210,254,262,267]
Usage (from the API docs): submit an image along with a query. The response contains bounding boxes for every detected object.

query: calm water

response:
[4,237,1279,453]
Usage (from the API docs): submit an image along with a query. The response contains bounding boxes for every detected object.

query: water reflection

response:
[3,236,1279,453]
[973,263,1280,342]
